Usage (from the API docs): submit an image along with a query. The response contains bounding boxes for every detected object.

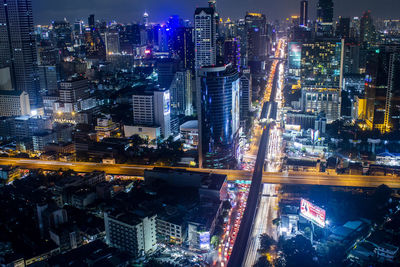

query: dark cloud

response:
[33,0,400,24]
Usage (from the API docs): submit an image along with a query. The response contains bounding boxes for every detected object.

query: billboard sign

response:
[300,198,326,228]
[288,42,301,69]
[199,231,210,249]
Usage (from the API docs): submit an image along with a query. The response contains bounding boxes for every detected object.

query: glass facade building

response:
[198,65,240,169]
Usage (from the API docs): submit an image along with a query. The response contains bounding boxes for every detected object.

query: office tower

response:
[132,91,154,126]
[342,40,360,74]
[169,70,194,116]
[38,66,58,96]
[88,14,95,29]
[132,88,172,138]
[224,39,240,68]
[0,90,30,117]
[197,64,240,169]
[104,31,120,54]
[240,70,252,129]
[336,17,351,39]
[52,20,73,49]
[245,13,267,73]
[119,24,141,54]
[317,0,334,23]
[194,6,217,69]
[0,0,41,108]
[104,212,157,258]
[0,67,12,90]
[300,39,344,122]
[59,77,89,112]
[360,11,376,48]
[364,46,400,133]
[171,27,195,71]
[300,0,308,27]
[156,59,179,89]
[237,19,247,67]
[143,12,149,27]
[85,14,106,59]
[157,25,170,52]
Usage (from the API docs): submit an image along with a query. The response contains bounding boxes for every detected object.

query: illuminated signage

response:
[300,198,326,228]
[164,91,170,115]
[199,231,210,249]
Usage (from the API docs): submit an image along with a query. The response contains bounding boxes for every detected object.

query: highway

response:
[243,184,278,267]
[1,158,400,188]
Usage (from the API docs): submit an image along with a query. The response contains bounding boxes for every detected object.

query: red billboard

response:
[300,198,326,228]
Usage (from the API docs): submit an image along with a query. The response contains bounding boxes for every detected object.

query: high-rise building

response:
[300,0,309,27]
[52,20,73,49]
[0,0,41,108]
[104,212,157,258]
[336,17,351,39]
[317,0,334,23]
[169,70,194,116]
[143,12,149,27]
[156,59,179,89]
[171,27,195,71]
[360,11,376,49]
[240,70,252,129]
[301,39,343,89]
[132,88,172,138]
[364,46,400,133]
[38,66,58,96]
[300,39,344,122]
[105,31,120,54]
[245,13,267,67]
[0,90,30,117]
[59,77,89,112]
[197,64,240,169]
[224,38,240,68]
[194,6,217,69]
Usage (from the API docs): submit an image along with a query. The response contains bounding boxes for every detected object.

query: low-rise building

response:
[0,90,30,117]
[180,120,198,149]
[104,211,157,258]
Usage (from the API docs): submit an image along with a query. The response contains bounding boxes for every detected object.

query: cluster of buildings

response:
[0,167,228,265]
[285,0,400,135]
[0,0,282,170]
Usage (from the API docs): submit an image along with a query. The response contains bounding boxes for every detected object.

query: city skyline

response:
[33,0,399,24]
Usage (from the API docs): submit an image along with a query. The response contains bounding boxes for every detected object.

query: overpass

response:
[2,158,400,188]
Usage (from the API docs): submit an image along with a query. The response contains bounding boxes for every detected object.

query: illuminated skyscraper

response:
[245,13,267,64]
[0,0,41,108]
[300,39,344,122]
[360,11,376,49]
[300,0,308,27]
[317,0,334,23]
[364,46,400,133]
[194,6,217,69]
[143,12,149,27]
[197,64,240,169]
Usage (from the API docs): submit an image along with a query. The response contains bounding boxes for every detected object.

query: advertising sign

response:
[288,42,301,69]
[199,231,210,249]
[300,198,326,228]
[164,91,171,115]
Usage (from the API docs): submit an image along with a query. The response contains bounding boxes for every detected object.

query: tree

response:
[210,235,219,248]
[253,256,272,267]
[278,235,318,267]
[259,234,276,253]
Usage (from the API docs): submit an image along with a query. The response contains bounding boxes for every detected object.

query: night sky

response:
[33,0,399,24]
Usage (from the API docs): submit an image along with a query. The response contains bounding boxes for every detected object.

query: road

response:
[243,184,279,267]
[1,158,400,188]
[242,39,286,267]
